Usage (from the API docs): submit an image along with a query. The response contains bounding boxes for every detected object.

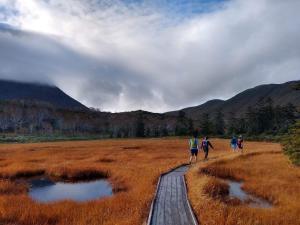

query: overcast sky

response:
[0,0,299,112]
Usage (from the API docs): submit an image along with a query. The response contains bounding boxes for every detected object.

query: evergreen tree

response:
[236,117,247,134]
[188,119,194,135]
[274,103,297,133]
[200,113,212,135]
[245,107,259,135]
[154,126,160,137]
[178,110,186,119]
[162,126,169,136]
[227,111,238,135]
[135,115,145,137]
[213,111,225,135]
[145,127,151,137]
[175,110,189,136]
[175,124,188,136]
[283,119,300,165]
[257,97,274,133]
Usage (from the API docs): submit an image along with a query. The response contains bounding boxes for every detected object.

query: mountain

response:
[0,79,299,138]
[0,80,87,110]
[167,99,225,119]
[167,80,300,120]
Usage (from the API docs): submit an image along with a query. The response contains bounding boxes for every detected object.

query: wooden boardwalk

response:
[147,165,198,225]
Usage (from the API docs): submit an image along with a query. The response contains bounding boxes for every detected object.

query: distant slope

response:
[167,80,300,120]
[0,80,87,110]
[0,79,299,138]
[0,79,299,122]
[167,99,225,119]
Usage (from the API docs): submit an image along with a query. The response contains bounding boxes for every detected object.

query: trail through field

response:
[147,165,198,225]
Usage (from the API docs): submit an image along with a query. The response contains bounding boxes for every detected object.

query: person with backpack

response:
[237,135,244,152]
[230,136,238,151]
[189,132,199,164]
[201,136,214,160]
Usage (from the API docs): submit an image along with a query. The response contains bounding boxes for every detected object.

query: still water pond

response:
[228,180,272,208]
[29,177,113,202]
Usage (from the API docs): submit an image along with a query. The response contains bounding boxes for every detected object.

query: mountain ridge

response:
[167,80,300,120]
[0,79,87,110]
[0,79,299,119]
[0,79,299,137]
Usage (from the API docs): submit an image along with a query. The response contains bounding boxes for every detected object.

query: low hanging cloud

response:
[0,0,299,112]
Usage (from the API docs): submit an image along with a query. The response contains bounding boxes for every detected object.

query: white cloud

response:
[0,0,299,112]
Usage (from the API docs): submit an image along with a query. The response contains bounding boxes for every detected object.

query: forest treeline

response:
[196,98,298,137]
[0,100,178,138]
[0,97,298,140]
[283,119,300,165]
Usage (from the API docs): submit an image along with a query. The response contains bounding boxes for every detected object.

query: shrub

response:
[47,167,109,181]
[282,119,300,166]
[203,178,229,199]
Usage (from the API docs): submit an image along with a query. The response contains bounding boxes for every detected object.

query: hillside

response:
[0,79,299,138]
[0,80,87,110]
[167,80,300,120]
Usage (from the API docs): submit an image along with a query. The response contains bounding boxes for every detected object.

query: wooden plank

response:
[147,176,161,225]
[171,175,180,225]
[164,176,172,225]
[156,176,166,225]
[148,165,199,225]
[178,176,189,224]
[182,176,198,225]
[152,179,161,225]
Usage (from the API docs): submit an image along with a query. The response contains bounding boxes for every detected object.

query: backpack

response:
[202,140,208,149]
[190,138,198,149]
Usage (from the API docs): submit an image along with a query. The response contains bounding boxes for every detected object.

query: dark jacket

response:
[201,140,213,151]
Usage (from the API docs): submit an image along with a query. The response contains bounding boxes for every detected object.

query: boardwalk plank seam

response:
[147,165,186,225]
[147,164,199,225]
[182,175,199,225]
[147,176,161,225]
[178,176,189,224]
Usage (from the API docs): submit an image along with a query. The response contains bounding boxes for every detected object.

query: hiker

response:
[230,136,238,151]
[201,136,214,160]
[189,132,199,164]
[237,135,244,152]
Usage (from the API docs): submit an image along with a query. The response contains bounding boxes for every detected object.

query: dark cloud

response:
[0,0,299,112]
[0,24,160,111]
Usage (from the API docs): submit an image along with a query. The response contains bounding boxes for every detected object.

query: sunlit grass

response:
[0,138,299,225]
[0,138,188,225]
[186,141,300,225]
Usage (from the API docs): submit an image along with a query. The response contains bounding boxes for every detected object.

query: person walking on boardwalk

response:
[189,132,199,164]
[201,136,214,160]
[230,135,238,151]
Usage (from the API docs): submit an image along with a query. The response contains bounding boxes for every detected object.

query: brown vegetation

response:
[202,178,229,199]
[0,138,299,225]
[186,141,300,225]
[0,138,189,225]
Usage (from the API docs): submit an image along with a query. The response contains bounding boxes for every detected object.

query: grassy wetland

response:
[186,141,300,225]
[0,138,299,225]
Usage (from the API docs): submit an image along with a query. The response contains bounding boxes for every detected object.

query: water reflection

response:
[29,177,113,202]
[227,180,272,208]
